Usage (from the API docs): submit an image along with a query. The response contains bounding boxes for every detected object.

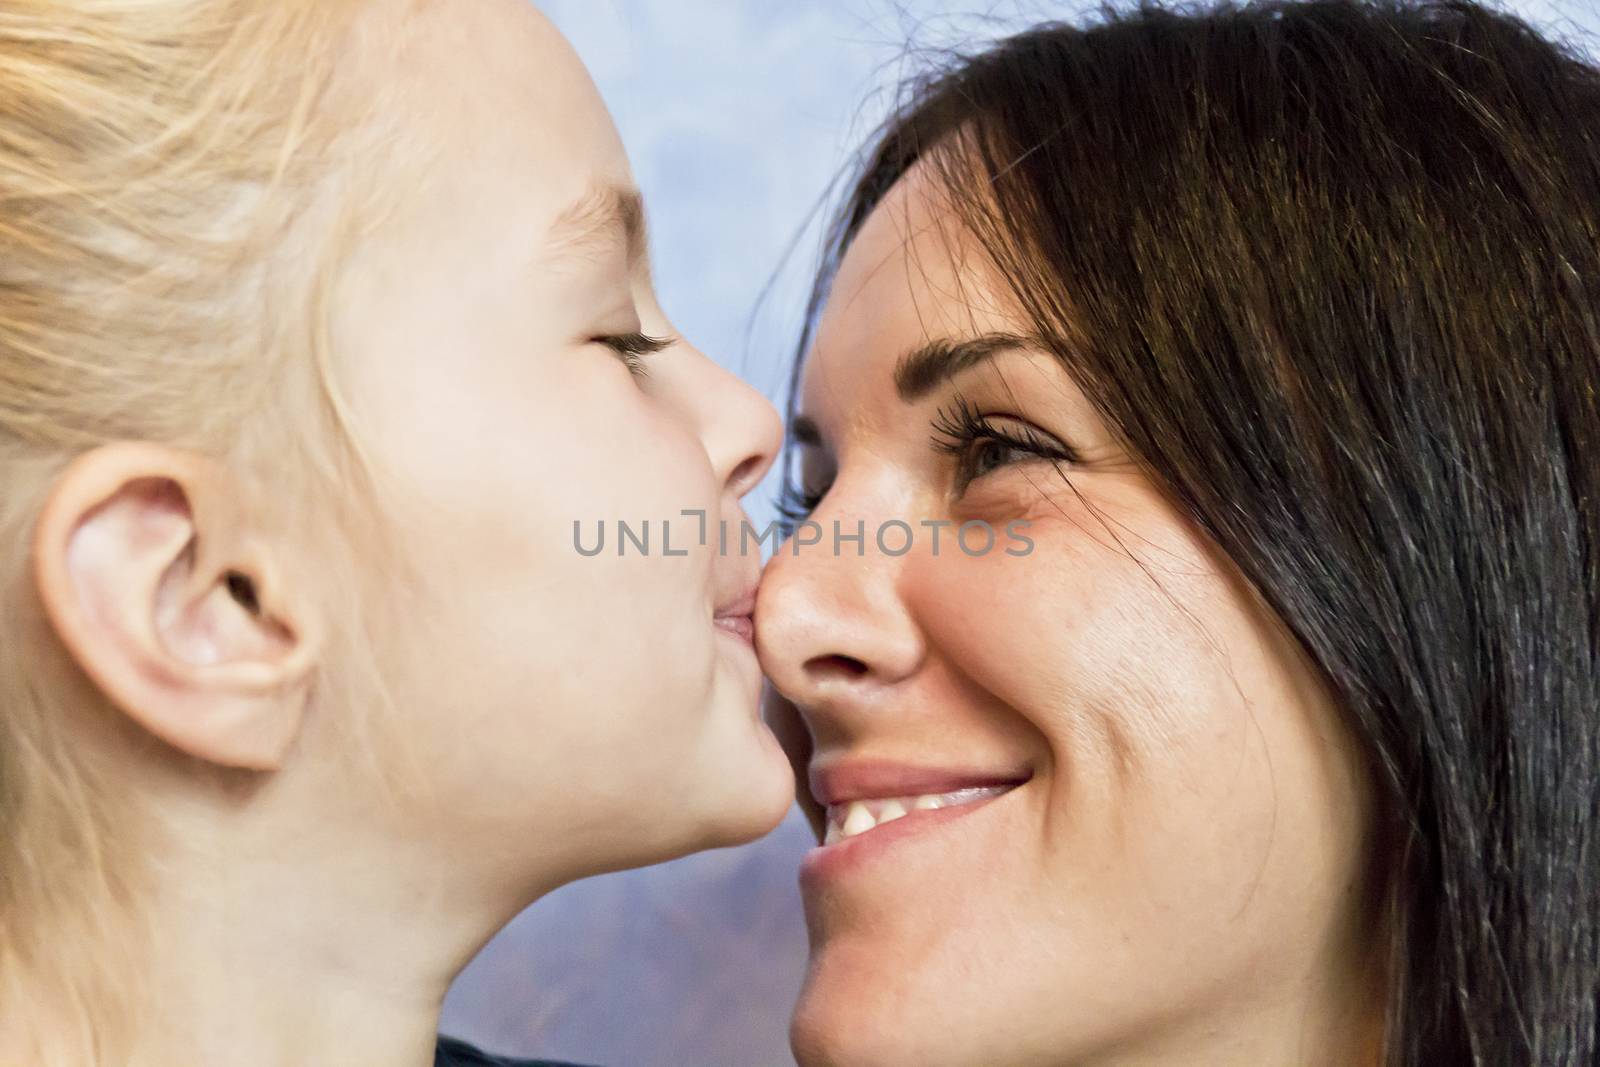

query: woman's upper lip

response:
[809,758,1033,808]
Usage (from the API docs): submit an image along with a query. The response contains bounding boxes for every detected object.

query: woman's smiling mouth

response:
[821,785,1018,844]
[800,760,1032,885]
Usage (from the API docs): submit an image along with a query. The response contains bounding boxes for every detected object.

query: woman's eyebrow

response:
[546,182,649,266]
[893,332,1031,402]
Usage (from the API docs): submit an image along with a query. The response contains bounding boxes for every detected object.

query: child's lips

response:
[714,612,755,643]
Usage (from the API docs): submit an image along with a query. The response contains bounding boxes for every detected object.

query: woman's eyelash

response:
[595,331,672,378]
[930,393,1079,492]
[776,397,1076,531]
[776,482,825,533]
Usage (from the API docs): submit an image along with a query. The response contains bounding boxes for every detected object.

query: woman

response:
[0,1,794,1065]
[757,1,1599,1064]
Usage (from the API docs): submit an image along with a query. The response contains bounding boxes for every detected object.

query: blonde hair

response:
[0,1,419,1060]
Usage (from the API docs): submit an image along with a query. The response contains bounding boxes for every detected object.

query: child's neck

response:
[10,813,528,1067]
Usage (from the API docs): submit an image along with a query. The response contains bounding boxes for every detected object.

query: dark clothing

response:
[435,1035,593,1067]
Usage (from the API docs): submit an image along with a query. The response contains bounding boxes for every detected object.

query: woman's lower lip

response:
[798,787,1016,891]
[714,614,755,644]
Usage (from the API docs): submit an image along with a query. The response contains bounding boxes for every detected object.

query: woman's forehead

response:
[804,168,1021,419]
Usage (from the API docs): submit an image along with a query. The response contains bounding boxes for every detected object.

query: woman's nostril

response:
[806,654,869,678]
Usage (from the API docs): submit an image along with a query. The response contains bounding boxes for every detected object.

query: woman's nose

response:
[754,499,924,724]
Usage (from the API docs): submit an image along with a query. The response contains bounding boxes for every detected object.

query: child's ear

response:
[32,443,324,771]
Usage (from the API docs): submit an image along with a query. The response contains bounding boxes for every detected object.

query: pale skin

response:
[756,164,1387,1067]
[18,2,793,1065]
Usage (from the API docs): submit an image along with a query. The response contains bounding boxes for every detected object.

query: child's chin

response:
[702,754,798,847]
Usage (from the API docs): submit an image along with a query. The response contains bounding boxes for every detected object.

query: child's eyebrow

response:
[546,181,649,266]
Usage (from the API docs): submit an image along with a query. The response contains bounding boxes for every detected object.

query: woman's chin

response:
[790,985,927,1067]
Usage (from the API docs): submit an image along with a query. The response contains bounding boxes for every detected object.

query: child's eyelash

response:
[595,331,672,377]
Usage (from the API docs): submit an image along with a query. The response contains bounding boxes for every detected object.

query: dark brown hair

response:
[787,2,1600,1062]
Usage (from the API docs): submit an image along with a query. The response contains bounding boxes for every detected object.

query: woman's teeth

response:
[821,786,1013,845]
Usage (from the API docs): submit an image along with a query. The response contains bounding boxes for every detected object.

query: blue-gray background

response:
[441,3,1600,1065]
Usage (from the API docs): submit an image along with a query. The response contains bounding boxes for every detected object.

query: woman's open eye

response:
[931,393,1079,497]
[776,481,828,534]
[593,331,672,380]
